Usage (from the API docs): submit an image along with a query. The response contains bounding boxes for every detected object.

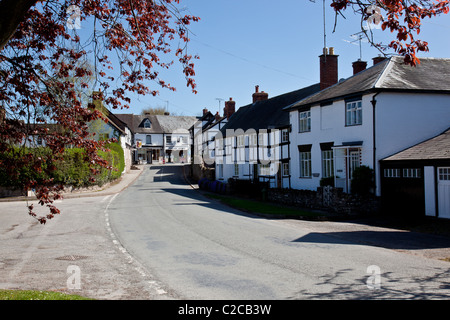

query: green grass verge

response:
[204,193,324,218]
[0,289,92,300]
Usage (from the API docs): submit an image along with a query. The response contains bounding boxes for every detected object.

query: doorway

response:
[333,147,361,193]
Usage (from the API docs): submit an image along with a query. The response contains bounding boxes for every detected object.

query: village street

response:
[1,164,450,300]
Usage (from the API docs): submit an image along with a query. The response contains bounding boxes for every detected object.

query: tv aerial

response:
[215,98,224,114]
[308,0,327,52]
[342,31,368,60]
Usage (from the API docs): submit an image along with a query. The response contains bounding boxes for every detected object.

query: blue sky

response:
[110,0,450,116]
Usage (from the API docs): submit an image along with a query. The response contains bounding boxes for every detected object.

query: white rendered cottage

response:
[285,52,450,196]
[214,85,320,189]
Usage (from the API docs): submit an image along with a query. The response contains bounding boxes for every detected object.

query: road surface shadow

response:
[292,231,450,251]
[286,266,450,299]
[148,164,450,255]
[148,165,189,185]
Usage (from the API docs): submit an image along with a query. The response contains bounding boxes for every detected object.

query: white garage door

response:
[438,168,450,219]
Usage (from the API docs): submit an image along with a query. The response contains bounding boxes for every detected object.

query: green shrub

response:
[351,165,374,196]
[320,176,335,187]
[0,143,125,190]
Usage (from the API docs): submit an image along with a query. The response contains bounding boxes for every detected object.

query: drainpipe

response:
[371,91,380,196]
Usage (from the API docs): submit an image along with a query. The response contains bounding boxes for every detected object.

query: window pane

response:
[300,151,311,177]
[346,101,362,125]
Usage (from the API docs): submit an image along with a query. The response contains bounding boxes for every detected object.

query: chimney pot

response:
[252,86,269,103]
[224,98,236,120]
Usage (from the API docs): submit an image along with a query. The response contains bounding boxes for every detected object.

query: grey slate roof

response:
[104,109,127,134]
[115,113,197,134]
[286,56,450,110]
[383,128,450,161]
[154,114,198,133]
[115,114,163,134]
[221,83,321,136]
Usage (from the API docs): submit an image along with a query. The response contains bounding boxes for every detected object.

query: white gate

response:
[438,167,450,219]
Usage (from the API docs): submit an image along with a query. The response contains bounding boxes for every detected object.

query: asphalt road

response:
[1,163,450,300]
[107,164,450,299]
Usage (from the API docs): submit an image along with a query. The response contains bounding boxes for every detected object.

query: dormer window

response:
[144,119,151,128]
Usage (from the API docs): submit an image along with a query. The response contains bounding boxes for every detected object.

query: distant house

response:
[24,123,62,148]
[214,84,320,189]
[89,95,133,172]
[285,49,450,196]
[190,108,227,166]
[381,128,450,219]
[116,113,197,164]
[201,110,228,165]
[23,98,133,174]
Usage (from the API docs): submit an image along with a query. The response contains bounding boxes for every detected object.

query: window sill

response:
[345,123,362,127]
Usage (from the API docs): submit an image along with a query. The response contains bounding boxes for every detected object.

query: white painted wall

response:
[214,129,288,188]
[375,92,450,160]
[134,133,164,146]
[289,94,375,192]
[289,91,450,196]
[374,92,450,195]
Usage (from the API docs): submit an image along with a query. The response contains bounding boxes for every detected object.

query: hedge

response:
[0,143,125,189]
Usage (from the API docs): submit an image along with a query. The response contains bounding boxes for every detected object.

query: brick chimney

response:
[372,55,387,66]
[252,85,269,103]
[215,112,221,121]
[224,97,235,119]
[352,59,367,75]
[319,47,338,90]
[203,108,209,116]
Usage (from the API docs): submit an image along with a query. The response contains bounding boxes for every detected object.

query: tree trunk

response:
[0,0,38,51]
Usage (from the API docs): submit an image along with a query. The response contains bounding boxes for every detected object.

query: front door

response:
[147,150,152,164]
[438,167,450,219]
[333,147,361,193]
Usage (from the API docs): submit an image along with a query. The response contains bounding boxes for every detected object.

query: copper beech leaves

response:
[0,0,199,224]
[331,0,450,66]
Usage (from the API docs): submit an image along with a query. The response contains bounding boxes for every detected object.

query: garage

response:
[438,167,450,219]
[381,128,450,219]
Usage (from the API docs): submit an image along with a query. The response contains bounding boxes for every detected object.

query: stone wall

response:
[267,186,380,216]
[0,186,25,198]
[190,163,215,182]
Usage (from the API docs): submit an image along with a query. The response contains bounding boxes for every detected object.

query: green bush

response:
[97,142,125,184]
[351,165,374,196]
[53,148,91,187]
[0,143,125,189]
[0,147,52,189]
[320,176,335,187]
[105,142,125,179]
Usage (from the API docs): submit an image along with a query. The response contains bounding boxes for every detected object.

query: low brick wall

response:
[267,186,380,216]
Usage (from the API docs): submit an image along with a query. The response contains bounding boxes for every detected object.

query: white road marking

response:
[104,192,169,296]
